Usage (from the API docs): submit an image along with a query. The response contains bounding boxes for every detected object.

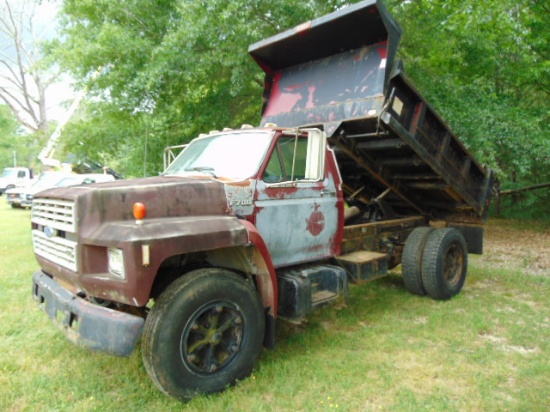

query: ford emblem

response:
[44,226,58,238]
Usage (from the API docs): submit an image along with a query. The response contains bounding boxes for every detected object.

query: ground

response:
[477,219,550,276]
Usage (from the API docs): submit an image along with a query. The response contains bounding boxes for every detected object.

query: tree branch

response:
[0,89,38,131]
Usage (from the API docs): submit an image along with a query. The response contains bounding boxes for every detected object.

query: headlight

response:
[107,248,125,279]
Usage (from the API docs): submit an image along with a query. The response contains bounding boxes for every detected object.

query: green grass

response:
[0,201,548,411]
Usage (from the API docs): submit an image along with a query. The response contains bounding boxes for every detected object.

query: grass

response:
[0,200,549,411]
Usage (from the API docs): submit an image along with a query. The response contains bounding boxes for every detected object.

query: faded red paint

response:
[262,185,299,199]
[377,42,388,59]
[306,85,317,108]
[307,244,326,253]
[326,148,344,256]
[295,21,312,35]
[264,72,303,117]
[224,179,254,188]
[240,220,278,316]
[410,101,425,134]
[306,203,325,236]
[309,181,326,191]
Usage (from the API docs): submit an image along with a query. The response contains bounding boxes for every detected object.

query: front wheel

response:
[142,268,265,401]
[421,228,468,300]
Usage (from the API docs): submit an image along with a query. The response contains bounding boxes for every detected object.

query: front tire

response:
[421,228,468,300]
[142,268,265,401]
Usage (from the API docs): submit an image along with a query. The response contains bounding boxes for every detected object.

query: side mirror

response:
[304,128,326,181]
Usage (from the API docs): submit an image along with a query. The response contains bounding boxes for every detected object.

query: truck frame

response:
[30,0,494,401]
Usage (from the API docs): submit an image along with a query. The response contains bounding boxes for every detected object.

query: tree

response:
[385,0,549,215]
[387,0,548,167]
[0,104,38,168]
[0,104,19,167]
[51,0,548,217]
[50,0,345,176]
[0,0,61,133]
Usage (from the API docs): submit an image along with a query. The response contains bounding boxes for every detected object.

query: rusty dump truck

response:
[30,0,495,401]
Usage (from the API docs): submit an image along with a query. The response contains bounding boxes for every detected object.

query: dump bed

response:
[249,0,495,223]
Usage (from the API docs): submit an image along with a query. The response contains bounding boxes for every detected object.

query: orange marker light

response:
[133,202,147,222]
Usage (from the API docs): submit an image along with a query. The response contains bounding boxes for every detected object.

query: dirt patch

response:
[479,333,541,355]
[477,220,550,276]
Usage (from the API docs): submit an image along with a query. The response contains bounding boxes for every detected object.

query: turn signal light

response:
[133,202,147,223]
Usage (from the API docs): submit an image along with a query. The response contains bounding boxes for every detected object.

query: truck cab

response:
[31,125,339,325]
[0,167,33,194]
[162,127,341,266]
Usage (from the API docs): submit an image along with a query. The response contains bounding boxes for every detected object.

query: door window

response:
[263,136,308,183]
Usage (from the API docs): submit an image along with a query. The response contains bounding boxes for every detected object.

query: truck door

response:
[254,130,340,267]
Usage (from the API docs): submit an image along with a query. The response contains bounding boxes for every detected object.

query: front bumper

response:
[32,270,145,357]
[7,197,28,207]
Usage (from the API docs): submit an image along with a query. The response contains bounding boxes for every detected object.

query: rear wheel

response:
[142,268,265,401]
[402,227,434,295]
[421,228,468,300]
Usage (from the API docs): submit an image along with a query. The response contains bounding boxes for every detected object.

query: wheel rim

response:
[180,301,244,374]
[443,244,464,286]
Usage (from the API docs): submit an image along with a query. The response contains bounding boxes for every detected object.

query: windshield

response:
[163,131,273,180]
[33,173,70,188]
[55,177,83,188]
[1,169,17,178]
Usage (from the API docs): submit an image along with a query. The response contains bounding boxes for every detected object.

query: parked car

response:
[6,172,115,209]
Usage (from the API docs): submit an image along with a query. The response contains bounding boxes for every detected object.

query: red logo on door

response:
[306,203,325,236]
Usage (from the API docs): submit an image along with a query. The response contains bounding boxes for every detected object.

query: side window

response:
[263,136,308,183]
[263,150,284,183]
[17,171,25,178]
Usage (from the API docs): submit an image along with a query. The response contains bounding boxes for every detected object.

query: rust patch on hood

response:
[38,176,230,237]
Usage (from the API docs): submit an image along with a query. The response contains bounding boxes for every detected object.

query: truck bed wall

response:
[249,0,494,222]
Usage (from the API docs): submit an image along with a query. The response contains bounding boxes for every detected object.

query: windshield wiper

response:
[185,166,217,178]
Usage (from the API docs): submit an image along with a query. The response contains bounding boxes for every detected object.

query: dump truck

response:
[30,0,495,401]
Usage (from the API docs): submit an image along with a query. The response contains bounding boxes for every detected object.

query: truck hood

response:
[36,176,231,235]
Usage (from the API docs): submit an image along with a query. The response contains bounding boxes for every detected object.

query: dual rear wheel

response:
[402,227,468,300]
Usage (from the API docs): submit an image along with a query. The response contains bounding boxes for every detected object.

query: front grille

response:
[32,230,78,272]
[32,199,76,233]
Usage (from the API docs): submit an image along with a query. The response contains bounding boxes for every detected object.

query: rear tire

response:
[142,268,265,401]
[402,227,434,295]
[421,228,468,300]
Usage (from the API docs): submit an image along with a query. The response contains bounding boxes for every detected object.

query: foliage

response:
[0,0,61,133]
[0,104,39,169]
[385,0,549,206]
[0,105,18,167]
[48,0,549,214]
[50,0,347,176]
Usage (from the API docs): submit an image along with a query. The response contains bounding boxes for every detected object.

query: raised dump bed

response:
[249,0,495,224]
